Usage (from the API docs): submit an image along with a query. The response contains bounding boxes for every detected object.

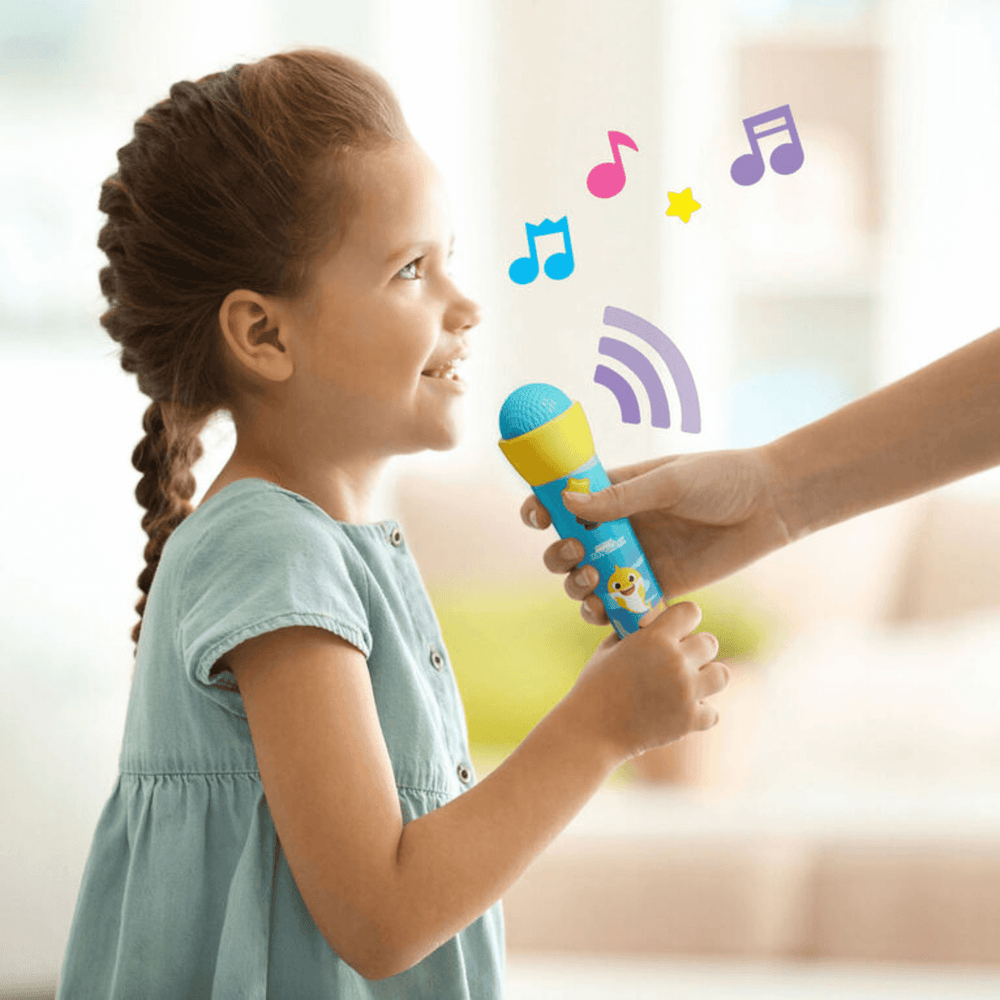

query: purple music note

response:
[587,130,639,199]
[508,216,575,285]
[730,104,804,186]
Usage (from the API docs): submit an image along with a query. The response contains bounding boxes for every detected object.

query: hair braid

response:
[98,48,409,655]
[130,401,206,646]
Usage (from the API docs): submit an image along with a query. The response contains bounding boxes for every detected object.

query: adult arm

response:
[523,325,1000,612]
[768,325,1000,539]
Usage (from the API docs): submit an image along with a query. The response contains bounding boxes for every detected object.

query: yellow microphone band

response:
[497,401,595,487]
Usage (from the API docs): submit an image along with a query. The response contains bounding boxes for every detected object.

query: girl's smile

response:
[420,359,468,390]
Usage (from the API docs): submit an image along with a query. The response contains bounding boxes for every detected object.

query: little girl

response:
[57,47,729,998]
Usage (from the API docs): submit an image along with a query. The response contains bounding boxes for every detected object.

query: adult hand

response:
[521,446,792,626]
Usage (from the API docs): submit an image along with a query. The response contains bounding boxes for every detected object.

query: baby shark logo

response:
[564,477,600,531]
[593,536,626,557]
[607,563,652,614]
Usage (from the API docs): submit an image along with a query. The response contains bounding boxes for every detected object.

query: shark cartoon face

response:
[606,563,652,614]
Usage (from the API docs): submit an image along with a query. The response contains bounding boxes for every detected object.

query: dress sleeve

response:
[177,489,373,710]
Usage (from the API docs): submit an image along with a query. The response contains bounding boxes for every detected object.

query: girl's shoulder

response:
[172,477,370,565]
[161,479,377,708]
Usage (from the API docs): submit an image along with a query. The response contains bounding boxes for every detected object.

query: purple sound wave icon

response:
[594,305,701,432]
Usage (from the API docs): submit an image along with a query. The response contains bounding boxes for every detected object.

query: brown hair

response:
[97,47,410,652]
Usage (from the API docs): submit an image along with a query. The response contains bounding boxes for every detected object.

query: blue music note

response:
[730,104,804,186]
[508,216,575,285]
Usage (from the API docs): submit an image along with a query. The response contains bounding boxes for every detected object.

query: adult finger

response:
[542,537,586,574]
[563,563,599,602]
[561,463,689,523]
[580,594,610,626]
[520,495,552,530]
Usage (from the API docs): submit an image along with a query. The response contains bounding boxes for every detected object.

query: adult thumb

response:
[562,466,683,523]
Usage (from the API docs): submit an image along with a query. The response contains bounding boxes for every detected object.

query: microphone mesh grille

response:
[499,383,573,439]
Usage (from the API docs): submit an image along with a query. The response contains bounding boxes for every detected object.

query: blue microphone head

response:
[499,383,573,440]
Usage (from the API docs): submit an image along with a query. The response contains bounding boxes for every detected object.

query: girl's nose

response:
[449,289,482,333]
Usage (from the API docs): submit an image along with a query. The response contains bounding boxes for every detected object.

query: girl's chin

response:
[425,427,463,452]
[393,421,463,455]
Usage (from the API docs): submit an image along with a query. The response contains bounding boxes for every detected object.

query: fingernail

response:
[529,509,538,528]
[561,539,579,559]
[574,568,591,588]
[564,490,590,505]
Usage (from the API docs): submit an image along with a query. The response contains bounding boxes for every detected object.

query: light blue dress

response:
[56,477,505,999]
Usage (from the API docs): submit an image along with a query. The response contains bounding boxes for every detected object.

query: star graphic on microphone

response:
[665,187,701,224]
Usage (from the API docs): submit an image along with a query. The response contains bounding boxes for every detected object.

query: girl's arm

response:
[766,325,1000,540]
[228,606,724,980]
[228,624,619,980]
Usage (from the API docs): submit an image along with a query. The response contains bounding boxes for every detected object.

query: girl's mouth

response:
[421,357,465,388]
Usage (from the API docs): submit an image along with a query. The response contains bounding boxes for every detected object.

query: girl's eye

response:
[397,258,422,280]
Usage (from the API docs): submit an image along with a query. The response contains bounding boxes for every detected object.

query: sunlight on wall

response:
[877,0,1000,383]
[376,0,501,499]
[876,0,1000,496]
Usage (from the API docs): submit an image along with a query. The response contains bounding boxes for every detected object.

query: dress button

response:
[430,646,444,672]
[457,763,471,784]
[389,526,404,546]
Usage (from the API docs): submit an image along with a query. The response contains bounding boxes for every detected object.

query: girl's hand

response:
[567,600,729,761]
[523,445,792,622]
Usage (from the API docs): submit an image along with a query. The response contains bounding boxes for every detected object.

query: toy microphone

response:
[499,383,664,638]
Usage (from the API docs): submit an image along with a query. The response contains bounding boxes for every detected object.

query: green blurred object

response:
[429,579,772,756]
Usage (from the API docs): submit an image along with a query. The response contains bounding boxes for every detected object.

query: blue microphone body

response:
[499,383,663,638]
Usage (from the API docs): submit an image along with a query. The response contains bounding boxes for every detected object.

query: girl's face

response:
[285,141,481,457]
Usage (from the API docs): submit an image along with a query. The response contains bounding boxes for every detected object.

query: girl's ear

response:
[218,289,295,385]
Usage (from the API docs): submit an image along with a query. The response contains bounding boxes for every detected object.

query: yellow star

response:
[665,187,701,224]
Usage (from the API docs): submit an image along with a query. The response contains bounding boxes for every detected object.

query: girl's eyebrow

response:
[383,234,456,266]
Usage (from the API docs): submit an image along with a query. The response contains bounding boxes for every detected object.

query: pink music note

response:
[587,130,639,199]
[508,216,575,285]
[730,104,804,186]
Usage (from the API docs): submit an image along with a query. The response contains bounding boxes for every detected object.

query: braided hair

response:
[97,48,410,653]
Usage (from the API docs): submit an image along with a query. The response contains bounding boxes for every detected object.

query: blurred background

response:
[3,0,1000,997]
